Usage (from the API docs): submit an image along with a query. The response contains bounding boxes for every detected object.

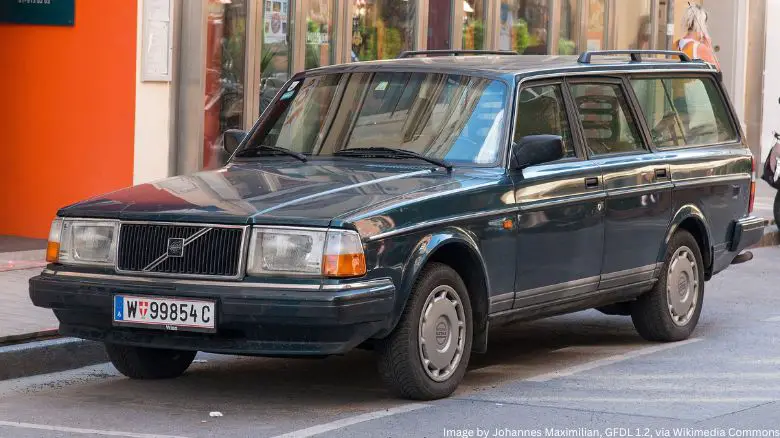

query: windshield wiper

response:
[334,147,453,171]
[238,144,307,162]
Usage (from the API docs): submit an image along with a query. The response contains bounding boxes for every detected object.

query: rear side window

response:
[569,83,646,156]
[630,76,737,148]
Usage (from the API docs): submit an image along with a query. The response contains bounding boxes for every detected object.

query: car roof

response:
[307,54,716,83]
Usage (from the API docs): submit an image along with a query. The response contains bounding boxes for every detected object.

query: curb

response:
[0,337,107,381]
[0,328,58,346]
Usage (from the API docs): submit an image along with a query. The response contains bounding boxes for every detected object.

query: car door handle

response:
[584,177,600,188]
[654,168,669,180]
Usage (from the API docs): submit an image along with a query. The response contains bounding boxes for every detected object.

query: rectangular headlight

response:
[247,227,366,277]
[58,219,119,266]
[248,228,327,275]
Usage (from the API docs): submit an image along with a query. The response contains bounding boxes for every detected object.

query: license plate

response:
[113,295,216,333]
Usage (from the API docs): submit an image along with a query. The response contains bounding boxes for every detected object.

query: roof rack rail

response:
[577,50,692,64]
[398,50,519,58]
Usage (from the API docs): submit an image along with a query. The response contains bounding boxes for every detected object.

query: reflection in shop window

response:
[558,0,578,55]
[427,0,452,50]
[613,0,652,50]
[499,0,550,54]
[585,0,608,50]
[352,0,416,61]
[304,0,336,70]
[204,0,247,170]
[462,0,485,50]
[260,0,291,115]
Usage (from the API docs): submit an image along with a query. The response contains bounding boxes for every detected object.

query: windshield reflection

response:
[236,72,508,165]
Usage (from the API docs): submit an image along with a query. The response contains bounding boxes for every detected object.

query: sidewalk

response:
[0,238,56,344]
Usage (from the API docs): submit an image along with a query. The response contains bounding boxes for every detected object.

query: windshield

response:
[235,72,508,165]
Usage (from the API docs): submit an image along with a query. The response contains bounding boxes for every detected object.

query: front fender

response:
[660,204,714,270]
[385,227,490,333]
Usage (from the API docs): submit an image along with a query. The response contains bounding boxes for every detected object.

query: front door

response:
[568,78,672,289]
[511,81,606,309]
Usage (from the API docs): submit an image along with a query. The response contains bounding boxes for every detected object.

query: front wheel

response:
[376,263,473,400]
[631,230,704,342]
[105,344,196,379]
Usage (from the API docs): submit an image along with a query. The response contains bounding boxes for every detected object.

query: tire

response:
[105,344,196,379]
[773,191,780,226]
[376,263,473,400]
[631,230,704,342]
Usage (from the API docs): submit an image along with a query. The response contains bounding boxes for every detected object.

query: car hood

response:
[58,160,480,227]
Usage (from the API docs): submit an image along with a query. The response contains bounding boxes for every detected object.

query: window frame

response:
[509,78,588,167]
[625,72,742,151]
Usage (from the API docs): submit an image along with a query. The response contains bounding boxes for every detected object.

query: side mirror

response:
[222,129,248,155]
[512,135,565,169]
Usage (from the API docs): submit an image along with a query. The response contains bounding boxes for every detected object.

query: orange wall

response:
[0,0,137,239]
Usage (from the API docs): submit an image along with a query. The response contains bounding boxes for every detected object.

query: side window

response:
[515,84,576,159]
[630,76,737,148]
[569,83,646,156]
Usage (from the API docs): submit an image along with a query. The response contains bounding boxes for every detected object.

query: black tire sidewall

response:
[632,230,705,341]
[379,263,473,399]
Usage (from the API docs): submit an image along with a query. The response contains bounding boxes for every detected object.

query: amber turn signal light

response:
[321,230,367,277]
[46,218,63,263]
[323,253,367,277]
[46,242,60,263]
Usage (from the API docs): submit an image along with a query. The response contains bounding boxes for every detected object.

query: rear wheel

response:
[376,263,473,400]
[105,344,196,379]
[631,230,704,342]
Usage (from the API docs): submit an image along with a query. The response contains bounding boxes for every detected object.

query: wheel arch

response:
[662,205,714,279]
[392,227,491,353]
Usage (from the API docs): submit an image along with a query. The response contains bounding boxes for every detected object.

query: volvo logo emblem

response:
[167,238,185,257]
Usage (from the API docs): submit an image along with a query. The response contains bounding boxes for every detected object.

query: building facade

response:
[0,0,774,239]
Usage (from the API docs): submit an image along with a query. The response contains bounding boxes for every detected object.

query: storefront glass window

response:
[614,0,652,50]
[427,0,453,50]
[499,0,550,54]
[203,0,248,170]
[351,0,416,61]
[260,0,292,114]
[463,1,486,50]
[304,0,336,69]
[558,0,578,55]
[585,0,608,50]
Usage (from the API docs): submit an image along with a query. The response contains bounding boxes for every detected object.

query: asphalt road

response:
[1,247,779,438]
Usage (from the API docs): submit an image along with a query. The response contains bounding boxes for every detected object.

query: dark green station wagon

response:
[31,50,764,400]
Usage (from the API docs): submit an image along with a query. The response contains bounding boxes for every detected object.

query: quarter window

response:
[569,83,646,156]
[515,84,576,159]
[630,77,737,148]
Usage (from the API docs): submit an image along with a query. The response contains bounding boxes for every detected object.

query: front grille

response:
[117,223,245,278]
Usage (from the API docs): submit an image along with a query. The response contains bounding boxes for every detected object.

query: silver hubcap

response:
[418,285,466,382]
[667,246,699,326]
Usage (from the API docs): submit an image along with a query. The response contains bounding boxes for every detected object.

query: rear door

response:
[511,80,605,309]
[568,77,673,290]
[628,73,748,274]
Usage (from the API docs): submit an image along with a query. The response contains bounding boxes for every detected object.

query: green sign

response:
[0,0,75,26]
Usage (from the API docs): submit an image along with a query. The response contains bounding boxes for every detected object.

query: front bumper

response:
[29,269,396,356]
[729,216,766,253]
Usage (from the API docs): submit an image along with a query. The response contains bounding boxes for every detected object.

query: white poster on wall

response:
[264,0,288,44]
[141,0,172,82]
